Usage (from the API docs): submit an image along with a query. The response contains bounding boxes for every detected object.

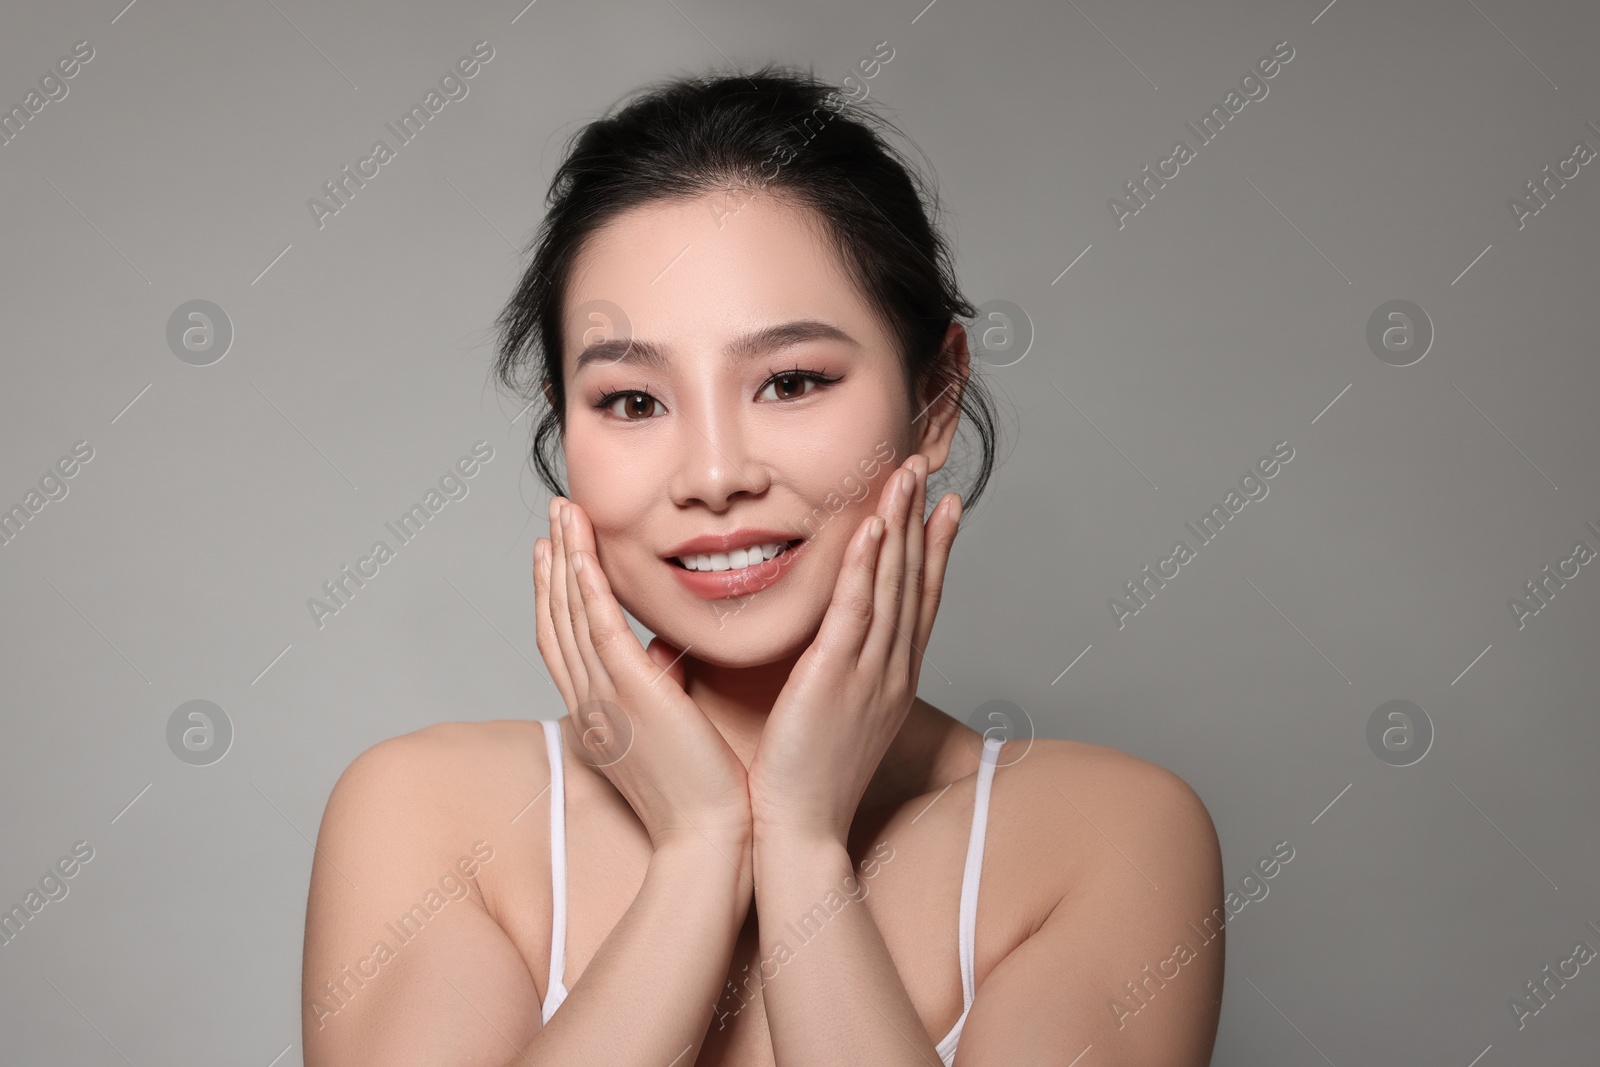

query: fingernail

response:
[561,504,572,528]
[899,469,914,499]
[950,495,962,524]
[870,516,886,540]
[572,550,586,573]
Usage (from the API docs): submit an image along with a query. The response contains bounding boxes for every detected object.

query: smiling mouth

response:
[668,538,803,572]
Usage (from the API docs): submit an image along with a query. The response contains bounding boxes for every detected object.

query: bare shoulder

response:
[985,735,1221,907]
[311,717,553,923]
[1002,736,1215,820]
[304,719,551,1066]
[322,718,550,830]
[954,735,1225,1066]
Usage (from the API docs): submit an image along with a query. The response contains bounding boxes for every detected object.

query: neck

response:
[682,651,956,814]
[681,650,801,769]
[562,653,965,825]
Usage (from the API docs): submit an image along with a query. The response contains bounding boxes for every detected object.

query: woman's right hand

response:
[535,497,753,855]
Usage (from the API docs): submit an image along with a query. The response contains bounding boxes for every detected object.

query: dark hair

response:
[493,63,1003,514]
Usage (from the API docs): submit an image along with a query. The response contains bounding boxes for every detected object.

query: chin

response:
[621,587,821,670]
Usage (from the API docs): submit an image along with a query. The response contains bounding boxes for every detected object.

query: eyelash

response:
[591,366,842,421]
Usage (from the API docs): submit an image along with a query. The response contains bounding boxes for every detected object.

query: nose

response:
[667,403,771,511]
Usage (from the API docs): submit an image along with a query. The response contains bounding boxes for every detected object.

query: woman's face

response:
[559,191,952,667]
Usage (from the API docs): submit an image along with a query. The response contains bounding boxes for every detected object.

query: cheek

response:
[562,493,657,596]
[800,470,895,566]
[565,437,655,524]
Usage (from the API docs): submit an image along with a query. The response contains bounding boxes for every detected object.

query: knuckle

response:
[587,619,624,655]
[906,567,925,598]
[845,591,875,626]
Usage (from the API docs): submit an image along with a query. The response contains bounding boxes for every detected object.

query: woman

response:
[302,66,1224,1066]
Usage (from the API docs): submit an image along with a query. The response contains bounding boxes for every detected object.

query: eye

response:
[596,391,664,421]
[758,369,838,402]
[593,368,839,421]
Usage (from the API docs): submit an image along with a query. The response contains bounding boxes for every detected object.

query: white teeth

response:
[677,541,790,572]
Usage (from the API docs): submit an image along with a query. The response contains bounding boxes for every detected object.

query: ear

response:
[914,321,971,476]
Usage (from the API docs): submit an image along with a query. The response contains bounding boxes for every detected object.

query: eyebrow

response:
[574,319,859,373]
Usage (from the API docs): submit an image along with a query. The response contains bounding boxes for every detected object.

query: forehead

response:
[561,192,882,366]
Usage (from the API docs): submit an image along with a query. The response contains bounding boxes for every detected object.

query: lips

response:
[664,535,809,600]
[661,528,803,560]
[666,538,801,572]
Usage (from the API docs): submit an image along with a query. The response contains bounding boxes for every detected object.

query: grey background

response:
[2,0,1597,1063]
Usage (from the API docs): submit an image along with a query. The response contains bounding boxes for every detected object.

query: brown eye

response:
[771,374,806,400]
[602,392,663,420]
[758,371,831,402]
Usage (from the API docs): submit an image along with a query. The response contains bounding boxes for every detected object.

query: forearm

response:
[754,833,935,1066]
[507,830,753,1065]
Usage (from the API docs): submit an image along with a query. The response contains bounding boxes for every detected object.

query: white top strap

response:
[540,719,569,1024]
[934,735,1006,1063]
[959,736,1004,1007]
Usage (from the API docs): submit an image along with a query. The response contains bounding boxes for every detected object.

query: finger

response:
[571,538,690,703]
[912,492,962,679]
[564,545,640,769]
[534,536,576,709]
[548,498,590,695]
[561,502,602,682]
[862,464,913,666]
[538,510,581,705]
[818,512,887,671]
[561,503,608,693]
[892,455,929,677]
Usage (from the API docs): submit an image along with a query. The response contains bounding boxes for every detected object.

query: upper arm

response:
[956,757,1224,1067]
[302,727,543,1067]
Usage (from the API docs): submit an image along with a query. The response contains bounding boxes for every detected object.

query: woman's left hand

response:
[747,453,963,847]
